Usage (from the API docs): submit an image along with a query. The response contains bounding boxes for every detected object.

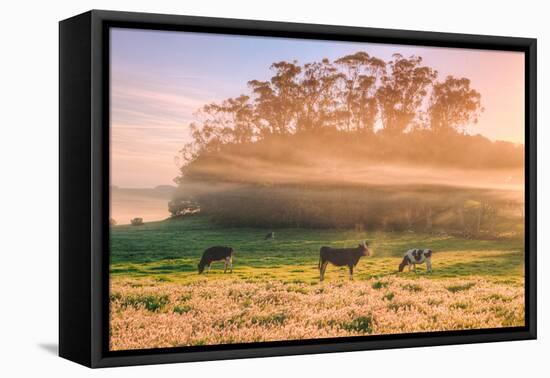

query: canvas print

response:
[109,28,526,351]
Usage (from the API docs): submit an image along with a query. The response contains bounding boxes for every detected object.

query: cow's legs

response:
[224,258,228,274]
[348,265,354,280]
[412,264,416,273]
[229,256,233,273]
[426,258,432,273]
[207,263,212,274]
[320,261,328,281]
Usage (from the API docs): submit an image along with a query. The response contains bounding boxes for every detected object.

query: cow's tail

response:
[318,257,321,270]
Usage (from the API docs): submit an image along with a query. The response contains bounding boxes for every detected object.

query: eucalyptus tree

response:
[377,54,437,134]
[335,51,386,133]
[428,75,483,134]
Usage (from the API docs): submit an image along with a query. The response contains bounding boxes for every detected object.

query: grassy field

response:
[110,215,525,350]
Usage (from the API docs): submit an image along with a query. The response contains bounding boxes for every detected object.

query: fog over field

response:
[182,155,524,193]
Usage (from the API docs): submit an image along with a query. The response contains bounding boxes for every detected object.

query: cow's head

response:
[198,262,206,274]
[424,249,433,258]
[359,241,371,256]
[398,256,410,272]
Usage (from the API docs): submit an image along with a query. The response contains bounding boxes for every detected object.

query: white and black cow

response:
[398,248,433,273]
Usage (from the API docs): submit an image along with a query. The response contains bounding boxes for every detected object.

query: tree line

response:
[180,52,483,165]
[169,183,523,238]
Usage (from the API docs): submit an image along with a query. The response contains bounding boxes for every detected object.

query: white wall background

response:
[0,0,546,376]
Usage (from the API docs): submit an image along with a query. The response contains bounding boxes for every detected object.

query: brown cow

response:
[319,241,371,281]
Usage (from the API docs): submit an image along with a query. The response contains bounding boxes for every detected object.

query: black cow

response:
[319,241,371,281]
[198,246,234,274]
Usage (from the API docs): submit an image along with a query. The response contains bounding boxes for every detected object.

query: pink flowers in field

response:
[109,277,524,351]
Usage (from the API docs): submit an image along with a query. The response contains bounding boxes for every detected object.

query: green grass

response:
[114,294,170,312]
[341,315,373,334]
[447,282,476,293]
[173,305,192,314]
[372,281,389,290]
[110,215,524,284]
[401,283,423,292]
[251,312,288,326]
[383,292,395,301]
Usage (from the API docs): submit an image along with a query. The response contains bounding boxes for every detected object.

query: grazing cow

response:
[198,246,234,274]
[319,241,371,281]
[398,248,433,273]
[264,231,275,240]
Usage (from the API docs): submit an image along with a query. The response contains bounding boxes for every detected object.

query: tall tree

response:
[202,95,256,143]
[335,52,385,132]
[296,58,343,131]
[377,54,437,134]
[248,61,302,135]
[178,95,254,168]
[428,76,483,133]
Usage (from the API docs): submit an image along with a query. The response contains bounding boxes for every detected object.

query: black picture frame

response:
[59,9,537,368]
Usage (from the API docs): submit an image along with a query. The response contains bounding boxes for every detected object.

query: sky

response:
[110,28,525,188]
